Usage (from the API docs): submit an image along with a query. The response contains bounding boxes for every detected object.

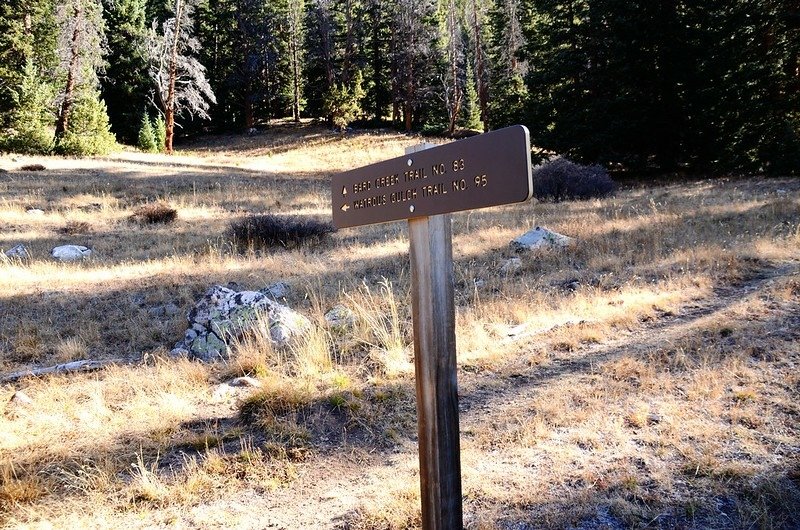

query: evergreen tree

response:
[0,59,55,153]
[137,112,157,152]
[487,0,527,128]
[303,0,336,119]
[56,86,116,154]
[101,0,150,144]
[362,0,391,123]
[54,0,108,143]
[461,62,482,130]
[392,0,439,131]
[1,0,58,151]
[196,0,237,130]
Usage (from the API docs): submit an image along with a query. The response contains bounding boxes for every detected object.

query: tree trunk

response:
[165,0,184,154]
[446,4,461,136]
[55,1,82,140]
[290,30,301,122]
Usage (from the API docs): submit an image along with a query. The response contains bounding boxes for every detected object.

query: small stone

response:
[212,383,234,401]
[511,226,573,252]
[51,245,92,261]
[229,376,262,388]
[148,306,165,317]
[500,257,522,274]
[170,347,190,358]
[473,279,486,288]
[9,391,33,407]
[647,413,662,425]
[130,293,146,307]
[4,244,29,259]
[261,282,290,299]
[324,305,356,329]
[26,208,45,216]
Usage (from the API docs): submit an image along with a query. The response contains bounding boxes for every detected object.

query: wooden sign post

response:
[332,126,532,529]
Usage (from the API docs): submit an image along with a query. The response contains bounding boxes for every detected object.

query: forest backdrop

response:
[1,0,799,173]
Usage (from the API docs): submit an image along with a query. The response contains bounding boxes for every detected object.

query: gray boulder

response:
[172,285,310,362]
[51,244,92,261]
[4,244,30,259]
[511,226,573,252]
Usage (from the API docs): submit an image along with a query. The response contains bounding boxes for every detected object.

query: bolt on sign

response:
[332,125,532,229]
[332,125,532,530]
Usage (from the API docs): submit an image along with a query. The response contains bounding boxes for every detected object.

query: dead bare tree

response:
[147,0,215,154]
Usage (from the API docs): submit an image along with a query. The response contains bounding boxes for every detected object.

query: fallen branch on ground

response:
[0,359,121,384]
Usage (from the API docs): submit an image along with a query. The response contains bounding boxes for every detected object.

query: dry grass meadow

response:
[1,122,799,529]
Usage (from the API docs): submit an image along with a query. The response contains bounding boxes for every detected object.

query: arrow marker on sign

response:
[341,203,350,212]
[342,186,347,195]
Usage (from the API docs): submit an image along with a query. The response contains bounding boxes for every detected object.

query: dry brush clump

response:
[129,201,178,224]
[533,156,616,202]
[228,214,336,250]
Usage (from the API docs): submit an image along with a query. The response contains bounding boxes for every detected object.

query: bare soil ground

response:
[1,123,798,529]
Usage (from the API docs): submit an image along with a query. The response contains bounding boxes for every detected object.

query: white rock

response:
[229,376,262,388]
[26,208,45,216]
[511,227,573,252]
[9,391,33,407]
[4,244,29,259]
[51,245,92,261]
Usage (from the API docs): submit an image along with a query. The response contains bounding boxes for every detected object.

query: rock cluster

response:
[171,284,310,362]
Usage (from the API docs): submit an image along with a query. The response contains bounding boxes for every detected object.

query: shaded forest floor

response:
[1,123,799,528]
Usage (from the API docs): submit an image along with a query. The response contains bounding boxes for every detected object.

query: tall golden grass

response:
[1,124,798,528]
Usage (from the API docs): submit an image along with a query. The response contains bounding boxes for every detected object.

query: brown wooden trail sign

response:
[332,125,532,229]
[332,126,532,530]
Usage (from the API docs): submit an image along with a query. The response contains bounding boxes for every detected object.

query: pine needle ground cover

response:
[0,123,798,529]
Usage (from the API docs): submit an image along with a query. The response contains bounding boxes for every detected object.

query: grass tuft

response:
[130,202,178,224]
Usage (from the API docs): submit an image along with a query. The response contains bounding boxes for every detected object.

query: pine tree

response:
[101,0,150,144]
[56,87,116,154]
[1,59,55,153]
[487,0,527,129]
[461,62,482,130]
[137,112,157,152]
[54,0,107,143]
[1,0,57,144]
